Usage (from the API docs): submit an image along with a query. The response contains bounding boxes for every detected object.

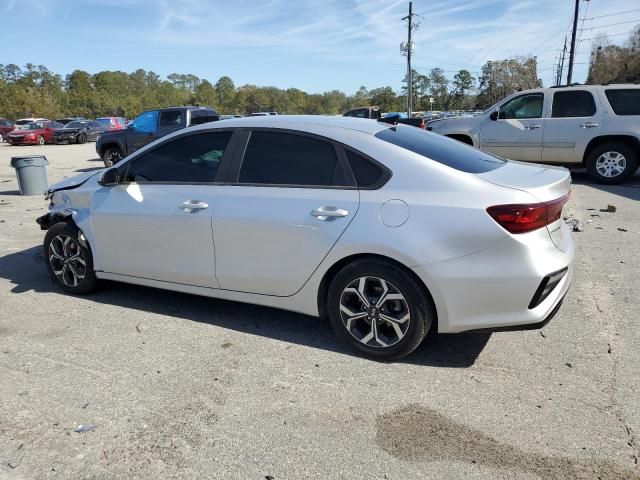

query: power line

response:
[579,19,640,31]
[585,8,640,21]
[578,31,633,42]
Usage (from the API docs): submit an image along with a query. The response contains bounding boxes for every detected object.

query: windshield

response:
[66,121,87,128]
[375,125,505,173]
[22,122,44,130]
[15,120,32,126]
[96,118,112,125]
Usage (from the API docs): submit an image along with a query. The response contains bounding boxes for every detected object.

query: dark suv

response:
[96,106,219,166]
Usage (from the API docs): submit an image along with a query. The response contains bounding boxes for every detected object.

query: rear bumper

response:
[413,226,574,333]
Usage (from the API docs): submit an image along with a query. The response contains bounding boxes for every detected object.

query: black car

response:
[96,106,219,166]
[56,117,87,126]
[53,120,107,144]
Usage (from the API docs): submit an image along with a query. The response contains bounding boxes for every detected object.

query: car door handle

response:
[311,206,349,220]
[524,124,542,130]
[179,200,209,212]
[579,122,599,128]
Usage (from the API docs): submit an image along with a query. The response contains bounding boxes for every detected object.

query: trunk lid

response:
[477,160,572,250]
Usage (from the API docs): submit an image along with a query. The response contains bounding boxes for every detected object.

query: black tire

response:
[327,258,434,360]
[103,146,123,167]
[586,142,638,184]
[43,222,98,294]
[37,135,45,145]
[77,133,87,144]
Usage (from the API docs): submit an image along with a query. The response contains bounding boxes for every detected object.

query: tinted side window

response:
[238,132,345,187]
[346,150,387,188]
[345,109,368,118]
[125,132,231,183]
[375,125,505,173]
[552,91,596,117]
[499,93,543,119]
[190,111,218,125]
[605,89,640,115]
[158,110,183,127]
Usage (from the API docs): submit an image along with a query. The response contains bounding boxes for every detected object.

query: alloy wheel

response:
[339,276,410,348]
[596,151,626,178]
[37,135,45,145]
[109,150,122,164]
[48,234,87,287]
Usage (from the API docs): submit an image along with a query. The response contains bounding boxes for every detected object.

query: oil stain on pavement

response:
[376,404,639,480]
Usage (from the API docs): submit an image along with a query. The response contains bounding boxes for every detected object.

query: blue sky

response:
[1,0,637,94]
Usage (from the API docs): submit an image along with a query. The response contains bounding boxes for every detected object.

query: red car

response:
[0,118,15,141]
[6,121,63,145]
[95,117,126,131]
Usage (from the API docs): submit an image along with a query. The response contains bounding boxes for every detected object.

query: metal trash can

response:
[10,155,49,195]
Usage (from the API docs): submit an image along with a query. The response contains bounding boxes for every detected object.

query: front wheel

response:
[103,146,123,167]
[44,222,98,294]
[77,133,87,144]
[586,143,638,184]
[37,135,45,145]
[327,259,433,360]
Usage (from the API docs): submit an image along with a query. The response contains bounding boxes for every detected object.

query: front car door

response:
[541,89,602,163]
[480,92,546,161]
[212,129,359,296]
[125,110,159,153]
[90,130,235,287]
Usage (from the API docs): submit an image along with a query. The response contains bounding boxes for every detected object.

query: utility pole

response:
[401,2,415,117]
[567,0,580,85]
[559,36,568,86]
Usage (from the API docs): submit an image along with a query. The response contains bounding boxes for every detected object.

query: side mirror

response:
[99,168,119,186]
[489,110,498,121]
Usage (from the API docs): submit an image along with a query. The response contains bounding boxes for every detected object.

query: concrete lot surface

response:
[0,142,639,479]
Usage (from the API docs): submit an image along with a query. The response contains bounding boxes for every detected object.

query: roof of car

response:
[198,115,391,134]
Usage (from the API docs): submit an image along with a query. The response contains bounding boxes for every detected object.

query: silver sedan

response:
[37,116,574,360]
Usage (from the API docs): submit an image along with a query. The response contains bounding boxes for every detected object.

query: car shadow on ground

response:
[0,190,20,195]
[570,168,640,202]
[0,245,490,368]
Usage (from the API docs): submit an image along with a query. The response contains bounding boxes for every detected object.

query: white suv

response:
[427,84,640,184]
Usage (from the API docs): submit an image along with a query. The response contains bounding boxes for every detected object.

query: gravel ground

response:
[0,142,639,480]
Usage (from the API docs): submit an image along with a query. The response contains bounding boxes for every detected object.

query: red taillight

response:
[486,194,569,234]
[419,119,425,129]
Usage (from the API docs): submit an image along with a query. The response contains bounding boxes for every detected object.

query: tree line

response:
[586,26,640,84]
[0,56,546,121]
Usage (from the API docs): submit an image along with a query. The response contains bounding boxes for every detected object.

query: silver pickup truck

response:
[427,84,640,184]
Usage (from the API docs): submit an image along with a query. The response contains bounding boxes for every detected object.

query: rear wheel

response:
[44,222,98,294]
[586,143,638,184]
[327,259,433,360]
[103,146,123,167]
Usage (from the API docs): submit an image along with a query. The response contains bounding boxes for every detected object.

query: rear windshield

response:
[605,89,640,115]
[375,125,505,173]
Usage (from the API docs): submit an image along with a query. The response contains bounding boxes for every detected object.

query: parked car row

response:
[343,106,426,129]
[0,116,127,145]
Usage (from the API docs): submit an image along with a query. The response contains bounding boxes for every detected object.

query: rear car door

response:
[212,129,359,296]
[90,130,235,287]
[156,109,186,138]
[480,92,545,161]
[542,89,602,163]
